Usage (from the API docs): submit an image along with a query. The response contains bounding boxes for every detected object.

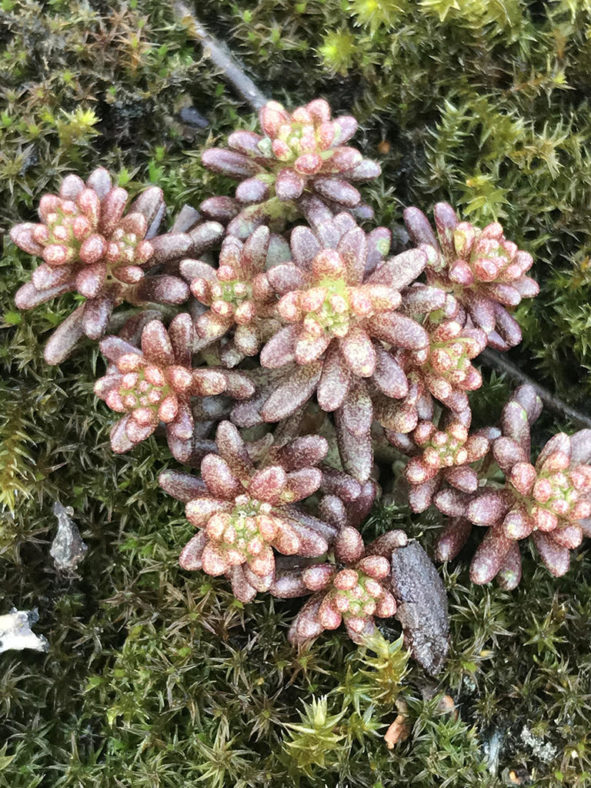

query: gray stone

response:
[391,541,449,676]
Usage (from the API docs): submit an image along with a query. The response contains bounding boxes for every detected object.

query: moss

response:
[3,0,591,785]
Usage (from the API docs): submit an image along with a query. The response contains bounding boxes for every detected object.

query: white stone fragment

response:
[0,609,49,654]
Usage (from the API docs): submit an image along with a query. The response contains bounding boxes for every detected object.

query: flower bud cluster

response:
[274,246,402,363]
[388,418,490,513]
[400,320,486,413]
[449,221,534,291]
[12,168,156,289]
[10,168,199,362]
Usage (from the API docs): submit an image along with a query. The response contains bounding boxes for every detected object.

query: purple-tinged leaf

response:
[492,436,527,473]
[313,178,360,207]
[346,158,381,181]
[334,526,364,563]
[44,304,86,364]
[466,490,513,526]
[228,130,263,155]
[369,248,426,290]
[339,327,376,378]
[290,225,321,270]
[260,325,298,368]
[368,312,428,349]
[276,168,305,201]
[533,532,570,577]
[261,364,322,421]
[86,167,112,199]
[337,226,366,284]
[199,196,240,223]
[470,528,512,584]
[270,571,310,598]
[141,320,175,366]
[236,176,270,204]
[81,295,114,340]
[372,346,408,399]
[10,223,44,255]
[110,416,135,454]
[202,148,260,178]
[402,207,438,248]
[317,343,351,411]
[15,280,75,309]
[267,263,305,294]
[433,202,459,258]
[201,454,241,498]
[496,543,522,590]
[159,470,208,502]
[435,517,472,562]
[134,275,189,305]
[278,435,328,471]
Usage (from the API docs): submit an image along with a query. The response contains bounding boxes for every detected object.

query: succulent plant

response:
[403,203,539,350]
[435,385,591,587]
[10,168,226,364]
[94,317,254,462]
[388,417,492,513]
[180,225,282,365]
[239,213,428,479]
[159,420,340,602]
[271,527,407,644]
[201,99,381,238]
[397,319,487,415]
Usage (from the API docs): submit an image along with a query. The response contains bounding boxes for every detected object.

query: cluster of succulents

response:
[12,97,589,655]
[433,386,591,587]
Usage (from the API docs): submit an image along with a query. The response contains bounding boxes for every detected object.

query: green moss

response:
[3,0,591,784]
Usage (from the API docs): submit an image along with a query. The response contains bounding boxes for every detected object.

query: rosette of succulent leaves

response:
[12,97,588,650]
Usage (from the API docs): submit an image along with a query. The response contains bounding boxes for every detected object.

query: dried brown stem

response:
[480,348,591,429]
[173,2,268,111]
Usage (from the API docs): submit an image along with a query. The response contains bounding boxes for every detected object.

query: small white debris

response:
[0,609,48,654]
[50,502,87,572]
[483,728,504,774]
[520,725,557,763]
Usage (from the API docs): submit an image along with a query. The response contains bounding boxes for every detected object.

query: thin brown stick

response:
[480,348,591,429]
[173,2,268,111]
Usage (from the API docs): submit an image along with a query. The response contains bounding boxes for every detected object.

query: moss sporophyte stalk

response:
[9,95,591,660]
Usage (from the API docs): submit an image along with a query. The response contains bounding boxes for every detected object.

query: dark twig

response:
[480,348,591,429]
[173,2,268,111]
[172,1,591,432]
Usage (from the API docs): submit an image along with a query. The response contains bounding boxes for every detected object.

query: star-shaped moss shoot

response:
[180,226,281,365]
[271,527,406,645]
[435,385,591,588]
[159,421,340,602]
[403,202,539,350]
[94,317,254,462]
[10,168,225,364]
[201,99,381,237]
